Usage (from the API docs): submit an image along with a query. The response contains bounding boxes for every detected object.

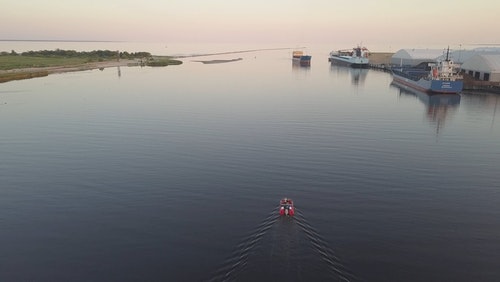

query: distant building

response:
[461,54,500,82]
[391,49,445,67]
[436,50,476,64]
[436,47,500,65]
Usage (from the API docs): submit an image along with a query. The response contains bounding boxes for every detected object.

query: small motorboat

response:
[279,198,295,216]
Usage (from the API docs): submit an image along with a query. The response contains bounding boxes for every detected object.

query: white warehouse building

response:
[461,54,500,82]
[391,49,446,67]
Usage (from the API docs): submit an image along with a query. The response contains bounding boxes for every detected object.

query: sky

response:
[2,0,500,50]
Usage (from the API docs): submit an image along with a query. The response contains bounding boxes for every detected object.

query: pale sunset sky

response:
[2,0,499,50]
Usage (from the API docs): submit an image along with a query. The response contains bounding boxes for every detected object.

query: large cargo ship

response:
[391,48,463,94]
[329,46,369,68]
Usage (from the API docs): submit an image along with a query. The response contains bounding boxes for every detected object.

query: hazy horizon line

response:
[0,39,124,43]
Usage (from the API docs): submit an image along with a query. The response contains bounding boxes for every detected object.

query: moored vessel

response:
[391,47,463,94]
[292,50,312,66]
[329,46,369,68]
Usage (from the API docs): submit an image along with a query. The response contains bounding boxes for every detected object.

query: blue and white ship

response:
[391,48,463,94]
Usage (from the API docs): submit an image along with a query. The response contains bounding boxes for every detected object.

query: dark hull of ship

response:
[329,56,368,68]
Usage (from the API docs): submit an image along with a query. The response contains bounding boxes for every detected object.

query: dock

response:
[367,52,393,72]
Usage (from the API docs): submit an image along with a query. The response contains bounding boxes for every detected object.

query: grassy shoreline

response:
[0,50,182,83]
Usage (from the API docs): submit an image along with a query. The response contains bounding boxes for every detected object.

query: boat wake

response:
[207,206,357,282]
[294,209,357,281]
[207,208,279,282]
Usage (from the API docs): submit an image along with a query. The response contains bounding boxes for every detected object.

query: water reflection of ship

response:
[391,81,461,135]
[350,68,368,85]
[330,64,368,85]
[292,60,311,79]
[292,59,311,69]
[460,92,499,130]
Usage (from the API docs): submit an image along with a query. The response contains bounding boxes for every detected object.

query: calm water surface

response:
[1,42,500,281]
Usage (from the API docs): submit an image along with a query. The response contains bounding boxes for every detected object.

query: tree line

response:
[1,49,152,59]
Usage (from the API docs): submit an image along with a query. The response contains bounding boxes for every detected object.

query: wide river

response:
[1,42,499,281]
